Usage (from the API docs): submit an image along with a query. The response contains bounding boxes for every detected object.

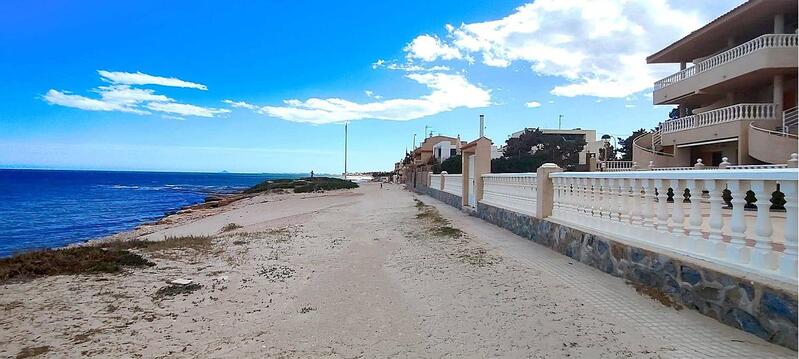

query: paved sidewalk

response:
[420,193,795,358]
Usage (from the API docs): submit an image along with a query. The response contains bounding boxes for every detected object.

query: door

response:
[468,154,476,207]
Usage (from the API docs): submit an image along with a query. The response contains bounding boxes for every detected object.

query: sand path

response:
[0,183,793,358]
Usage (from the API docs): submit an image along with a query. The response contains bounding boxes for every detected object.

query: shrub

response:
[0,247,154,283]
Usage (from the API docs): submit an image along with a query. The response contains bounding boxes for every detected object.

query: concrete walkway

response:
[419,192,795,358]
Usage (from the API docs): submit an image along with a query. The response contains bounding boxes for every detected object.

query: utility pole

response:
[412,133,417,149]
[424,125,432,139]
[558,114,563,130]
[344,121,348,179]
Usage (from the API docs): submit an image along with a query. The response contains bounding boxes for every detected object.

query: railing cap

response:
[550,168,799,180]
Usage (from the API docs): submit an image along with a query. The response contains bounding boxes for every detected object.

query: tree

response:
[497,127,586,172]
[617,128,647,161]
[437,155,462,174]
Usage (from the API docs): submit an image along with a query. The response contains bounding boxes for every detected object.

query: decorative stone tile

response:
[428,198,798,350]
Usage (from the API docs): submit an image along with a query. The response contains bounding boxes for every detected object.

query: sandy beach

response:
[0,183,792,358]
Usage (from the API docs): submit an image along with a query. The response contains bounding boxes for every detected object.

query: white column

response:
[670,179,686,243]
[630,178,642,226]
[685,180,704,250]
[750,180,776,271]
[654,179,670,233]
[640,178,655,230]
[780,180,798,279]
[704,179,725,258]
[619,178,630,224]
[726,180,750,265]
[552,177,562,216]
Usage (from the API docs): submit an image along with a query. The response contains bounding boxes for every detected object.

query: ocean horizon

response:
[0,169,305,257]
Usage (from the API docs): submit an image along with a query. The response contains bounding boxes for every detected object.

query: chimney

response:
[479,114,485,138]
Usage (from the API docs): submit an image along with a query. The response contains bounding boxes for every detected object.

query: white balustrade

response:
[599,160,636,172]
[660,103,777,134]
[549,169,799,283]
[654,34,798,89]
[442,174,463,197]
[430,174,443,190]
[481,173,537,216]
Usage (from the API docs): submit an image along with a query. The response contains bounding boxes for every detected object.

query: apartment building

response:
[635,0,797,167]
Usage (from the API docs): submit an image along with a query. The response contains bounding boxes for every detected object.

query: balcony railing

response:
[660,103,777,134]
[654,34,798,90]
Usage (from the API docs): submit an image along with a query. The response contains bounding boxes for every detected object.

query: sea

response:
[0,169,304,257]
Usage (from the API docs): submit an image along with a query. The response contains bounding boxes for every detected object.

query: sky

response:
[0,0,744,173]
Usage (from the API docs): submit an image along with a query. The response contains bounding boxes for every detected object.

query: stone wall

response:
[419,186,462,210]
[475,202,797,350]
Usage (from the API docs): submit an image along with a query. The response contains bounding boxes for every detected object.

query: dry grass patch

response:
[15,346,50,359]
[104,235,214,253]
[414,200,464,238]
[0,247,154,283]
[154,282,203,300]
[457,247,498,267]
[220,223,243,232]
[626,281,683,310]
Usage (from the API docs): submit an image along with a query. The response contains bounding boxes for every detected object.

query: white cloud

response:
[525,101,542,108]
[44,71,225,118]
[44,89,149,115]
[232,73,490,124]
[146,102,230,118]
[98,70,207,90]
[223,99,259,110]
[372,59,451,72]
[405,0,706,98]
[404,34,462,62]
[625,104,636,108]
[364,90,383,100]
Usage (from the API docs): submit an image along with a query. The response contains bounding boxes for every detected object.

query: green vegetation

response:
[0,247,154,283]
[432,154,462,174]
[245,176,358,194]
[414,199,464,238]
[494,127,587,172]
[103,235,215,253]
[220,223,243,232]
[154,282,202,299]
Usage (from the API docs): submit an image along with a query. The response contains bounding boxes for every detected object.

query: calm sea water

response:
[0,169,303,257]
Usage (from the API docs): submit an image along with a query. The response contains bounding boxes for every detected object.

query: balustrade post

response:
[535,164,562,219]
[630,178,642,226]
[780,180,798,279]
[685,180,705,250]
[726,180,749,264]
[654,179,669,233]
[619,178,631,224]
[641,178,655,232]
[552,177,561,217]
[704,179,725,258]
[669,179,687,238]
[750,180,777,271]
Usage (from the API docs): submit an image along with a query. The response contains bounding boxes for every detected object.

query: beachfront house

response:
[635,0,798,168]
[508,127,606,165]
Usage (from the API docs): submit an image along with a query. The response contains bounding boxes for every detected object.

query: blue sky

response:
[0,0,742,173]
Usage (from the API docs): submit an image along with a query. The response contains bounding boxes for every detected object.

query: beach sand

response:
[0,183,787,358]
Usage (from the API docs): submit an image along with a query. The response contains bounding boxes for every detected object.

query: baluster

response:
[685,180,705,252]
[596,178,605,227]
[629,178,642,227]
[640,178,655,230]
[780,180,798,279]
[654,179,670,233]
[589,178,598,223]
[750,180,777,271]
[567,177,577,218]
[620,178,632,225]
[552,177,561,216]
[574,178,584,217]
[726,180,750,264]
[704,179,725,259]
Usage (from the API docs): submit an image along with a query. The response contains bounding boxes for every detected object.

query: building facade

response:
[508,128,605,165]
[636,0,798,167]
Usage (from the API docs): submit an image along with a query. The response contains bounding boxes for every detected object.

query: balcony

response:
[660,103,777,135]
[653,34,797,104]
